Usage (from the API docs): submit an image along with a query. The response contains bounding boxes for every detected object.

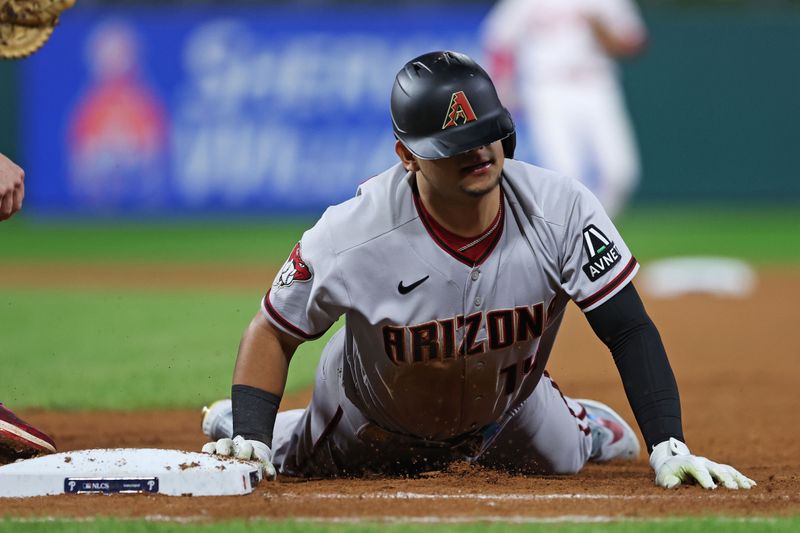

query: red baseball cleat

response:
[0,403,56,462]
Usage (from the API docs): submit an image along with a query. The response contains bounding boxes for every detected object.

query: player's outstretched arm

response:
[585,283,755,489]
[650,438,755,490]
[203,312,302,480]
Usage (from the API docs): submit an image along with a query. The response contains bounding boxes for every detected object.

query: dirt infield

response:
[3,266,799,522]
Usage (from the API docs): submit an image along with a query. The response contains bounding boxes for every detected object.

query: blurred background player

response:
[481,0,647,218]
[0,152,57,462]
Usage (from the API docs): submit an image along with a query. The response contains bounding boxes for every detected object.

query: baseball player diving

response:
[202,51,754,490]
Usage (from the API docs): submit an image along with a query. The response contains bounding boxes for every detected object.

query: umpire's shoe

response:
[577,399,641,462]
[0,403,56,462]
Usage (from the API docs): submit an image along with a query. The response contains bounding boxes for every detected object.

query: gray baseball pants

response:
[269,330,593,477]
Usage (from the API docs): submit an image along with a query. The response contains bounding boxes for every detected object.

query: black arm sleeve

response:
[585,283,684,451]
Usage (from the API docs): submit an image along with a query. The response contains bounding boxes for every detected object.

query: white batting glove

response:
[649,438,756,490]
[202,435,277,481]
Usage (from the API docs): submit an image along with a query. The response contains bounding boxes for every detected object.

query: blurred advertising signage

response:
[21,6,485,215]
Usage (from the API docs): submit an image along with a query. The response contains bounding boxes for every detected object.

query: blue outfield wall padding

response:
[20,5,498,216]
[19,5,800,217]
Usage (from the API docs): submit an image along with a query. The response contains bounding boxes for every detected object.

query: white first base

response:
[0,448,263,497]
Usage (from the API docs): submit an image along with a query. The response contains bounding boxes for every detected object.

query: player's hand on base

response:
[202,435,277,480]
[649,438,755,490]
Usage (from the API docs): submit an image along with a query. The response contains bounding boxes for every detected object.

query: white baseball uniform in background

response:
[481,0,646,218]
[260,159,638,476]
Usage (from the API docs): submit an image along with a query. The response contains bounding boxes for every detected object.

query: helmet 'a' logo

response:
[442,91,478,129]
[275,242,313,288]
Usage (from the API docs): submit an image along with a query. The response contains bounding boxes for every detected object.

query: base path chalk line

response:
[274,491,786,502]
[294,515,785,525]
[299,515,619,524]
[7,515,788,526]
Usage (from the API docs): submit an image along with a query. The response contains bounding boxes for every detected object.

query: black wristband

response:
[231,384,282,448]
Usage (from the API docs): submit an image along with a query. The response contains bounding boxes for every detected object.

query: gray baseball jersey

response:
[263,158,638,475]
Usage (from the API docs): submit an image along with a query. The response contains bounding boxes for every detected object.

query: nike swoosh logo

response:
[398,275,429,295]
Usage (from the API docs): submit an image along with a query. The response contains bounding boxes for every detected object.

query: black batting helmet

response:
[391,50,516,160]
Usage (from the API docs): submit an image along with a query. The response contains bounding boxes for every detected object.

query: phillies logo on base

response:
[276,242,313,288]
[442,91,477,129]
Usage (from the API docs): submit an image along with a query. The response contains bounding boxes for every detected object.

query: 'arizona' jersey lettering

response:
[382,303,544,364]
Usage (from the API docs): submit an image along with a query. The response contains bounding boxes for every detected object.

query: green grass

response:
[1,205,798,265]
[1,205,797,409]
[0,517,797,532]
[0,288,340,409]
[0,216,315,264]
[616,205,800,264]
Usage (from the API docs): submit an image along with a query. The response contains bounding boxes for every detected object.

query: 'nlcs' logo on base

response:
[64,477,159,494]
